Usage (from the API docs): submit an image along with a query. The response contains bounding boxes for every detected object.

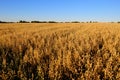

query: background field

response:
[0,23,120,80]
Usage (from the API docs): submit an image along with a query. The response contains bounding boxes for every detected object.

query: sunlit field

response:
[0,23,120,80]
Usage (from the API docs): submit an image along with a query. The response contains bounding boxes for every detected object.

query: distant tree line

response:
[118,21,120,23]
[0,20,98,23]
[18,20,58,23]
[0,20,57,23]
[31,21,47,23]
[18,20,29,23]
[1,20,120,23]
[0,21,14,23]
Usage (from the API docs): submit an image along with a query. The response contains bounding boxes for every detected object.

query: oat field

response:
[0,23,120,80]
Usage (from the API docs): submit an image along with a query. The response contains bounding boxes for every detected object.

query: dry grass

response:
[0,23,120,80]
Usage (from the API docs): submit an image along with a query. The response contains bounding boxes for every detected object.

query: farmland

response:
[0,23,120,80]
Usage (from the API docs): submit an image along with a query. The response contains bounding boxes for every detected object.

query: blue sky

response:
[0,0,120,22]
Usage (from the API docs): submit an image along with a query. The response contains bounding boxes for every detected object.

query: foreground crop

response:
[0,23,120,80]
